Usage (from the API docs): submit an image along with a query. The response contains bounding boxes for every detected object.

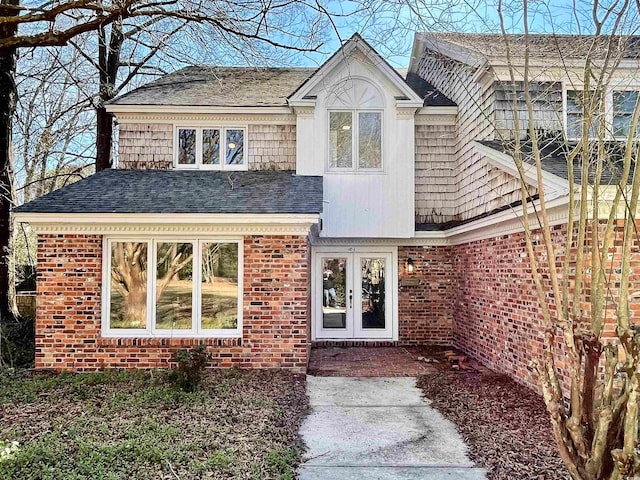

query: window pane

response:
[178,129,196,165]
[225,129,244,165]
[566,90,582,113]
[329,112,353,168]
[614,91,638,113]
[201,243,239,330]
[358,112,382,169]
[110,242,148,329]
[156,243,193,330]
[566,91,599,138]
[202,129,220,165]
[614,91,639,137]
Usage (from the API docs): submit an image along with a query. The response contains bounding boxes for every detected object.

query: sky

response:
[295,0,639,68]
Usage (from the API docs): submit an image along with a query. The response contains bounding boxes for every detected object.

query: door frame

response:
[311,245,399,341]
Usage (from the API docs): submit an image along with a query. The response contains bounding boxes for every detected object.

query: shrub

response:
[0,441,19,463]
[0,313,35,368]
[172,344,211,392]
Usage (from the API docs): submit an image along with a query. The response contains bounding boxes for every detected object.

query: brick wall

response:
[117,123,296,170]
[36,234,310,372]
[397,245,456,344]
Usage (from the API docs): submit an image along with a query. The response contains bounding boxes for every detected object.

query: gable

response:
[289,34,423,108]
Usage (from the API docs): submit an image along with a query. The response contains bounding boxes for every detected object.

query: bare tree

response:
[404,0,640,477]
[0,0,351,337]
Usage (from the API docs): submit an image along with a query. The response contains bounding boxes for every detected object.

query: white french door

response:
[314,249,394,340]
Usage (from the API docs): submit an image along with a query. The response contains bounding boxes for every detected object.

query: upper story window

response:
[613,90,639,138]
[176,127,246,170]
[566,90,600,139]
[329,110,382,170]
[326,78,385,172]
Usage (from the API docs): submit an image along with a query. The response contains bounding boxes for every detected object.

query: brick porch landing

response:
[307,347,438,377]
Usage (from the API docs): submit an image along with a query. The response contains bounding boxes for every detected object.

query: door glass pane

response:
[329,112,353,168]
[156,242,193,330]
[358,112,382,169]
[110,242,148,329]
[361,257,386,329]
[201,242,239,330]
[322,257,347,328]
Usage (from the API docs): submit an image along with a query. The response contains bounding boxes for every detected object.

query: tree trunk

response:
[124,282,147,328]
[0,0,20,327]
[95,104,113,171]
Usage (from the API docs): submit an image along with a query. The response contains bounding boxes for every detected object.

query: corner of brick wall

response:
[36,233,310,372]
[452,226,567,390]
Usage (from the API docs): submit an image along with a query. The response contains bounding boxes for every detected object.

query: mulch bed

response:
[0,368,308,479]
[414,348,570,480]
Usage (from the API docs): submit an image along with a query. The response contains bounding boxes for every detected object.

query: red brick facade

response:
[36,234,310,372]
[397,245,456,345]
[451,229,565,389]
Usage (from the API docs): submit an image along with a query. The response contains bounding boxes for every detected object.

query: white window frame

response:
[327,109,384,172]
[174,126,248,171]
[102,236,244,338]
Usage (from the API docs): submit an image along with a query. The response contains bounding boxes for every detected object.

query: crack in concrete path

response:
[298,376,487,480]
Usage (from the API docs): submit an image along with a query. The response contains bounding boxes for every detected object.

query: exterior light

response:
[228,142,236,149]
[406,258,414,274]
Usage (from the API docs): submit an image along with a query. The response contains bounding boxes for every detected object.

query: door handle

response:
[349,289,353,309]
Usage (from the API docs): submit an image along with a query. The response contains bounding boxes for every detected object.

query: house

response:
[14,33,640,389]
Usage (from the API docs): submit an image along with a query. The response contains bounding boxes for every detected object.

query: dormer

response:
[290,34,424,238]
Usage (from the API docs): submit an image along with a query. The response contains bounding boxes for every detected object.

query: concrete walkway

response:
[298,377,487,480]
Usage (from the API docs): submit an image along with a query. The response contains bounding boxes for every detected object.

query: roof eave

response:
[106,104,293,114]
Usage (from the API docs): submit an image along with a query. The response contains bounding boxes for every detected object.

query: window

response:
[105,238,242,337]
[329,111,382,170]
[613,90,639,138]
[176,127,245,169]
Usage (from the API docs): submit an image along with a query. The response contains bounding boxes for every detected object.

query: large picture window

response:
[105,238,242,337]
[329,111,382,171]
[176,127,245,170]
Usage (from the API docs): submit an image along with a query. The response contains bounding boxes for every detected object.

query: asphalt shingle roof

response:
[405,72,456,107]
[423,33,640,60]
[479,139,634,185]
[108,67,317,107]
[14,170,323,215]
[108,65,454,108]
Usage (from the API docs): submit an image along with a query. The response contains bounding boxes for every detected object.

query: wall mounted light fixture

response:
[406,258,414,274]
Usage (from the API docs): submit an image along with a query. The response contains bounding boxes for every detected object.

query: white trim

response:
[311,245,398,342]
[14,213,320,235]
[106,104,293,115]
[114,113,296,125]
[289,35,423,108]
[415,106,458,116]
[102,236,244,339]
[473,141,570,193]
[174,125,248,171]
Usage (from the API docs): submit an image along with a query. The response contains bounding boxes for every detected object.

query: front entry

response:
[313,247,396,340]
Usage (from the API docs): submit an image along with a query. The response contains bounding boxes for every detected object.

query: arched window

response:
[327,78,384,171]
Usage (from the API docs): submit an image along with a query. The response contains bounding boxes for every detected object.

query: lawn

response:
[0,369,308,479]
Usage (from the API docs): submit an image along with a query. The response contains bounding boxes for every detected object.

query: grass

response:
[110,280,238,330]
[0,369,308,479]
